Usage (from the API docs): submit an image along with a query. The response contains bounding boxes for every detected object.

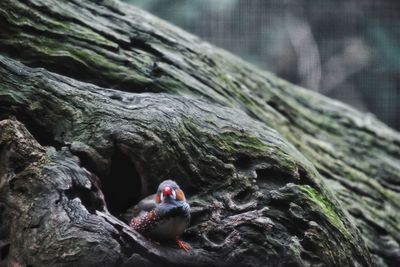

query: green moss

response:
[2,0,114,47]
[219,131,267,152]
[299,185,351,238]
[2,31,153,86]
[182,118,267,154]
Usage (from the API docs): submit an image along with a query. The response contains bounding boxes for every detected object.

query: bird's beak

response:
[162,186,172,196]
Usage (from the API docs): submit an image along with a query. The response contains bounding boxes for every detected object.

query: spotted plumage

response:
[129,180,191,252]
[130,209,157,233]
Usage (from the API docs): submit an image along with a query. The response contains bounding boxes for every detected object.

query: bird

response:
[129,180,191,252]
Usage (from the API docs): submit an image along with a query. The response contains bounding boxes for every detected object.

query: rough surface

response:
[0,0,399,266]
[0,57,370,266]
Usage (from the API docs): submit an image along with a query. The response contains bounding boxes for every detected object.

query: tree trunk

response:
[0,0,398,266]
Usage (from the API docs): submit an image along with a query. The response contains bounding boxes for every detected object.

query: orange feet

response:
[176,239,189,252]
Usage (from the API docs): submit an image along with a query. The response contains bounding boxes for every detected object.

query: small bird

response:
[130,180,191,252]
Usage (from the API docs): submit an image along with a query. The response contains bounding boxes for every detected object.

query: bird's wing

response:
[130,209,158,233]
[121,194,157,222]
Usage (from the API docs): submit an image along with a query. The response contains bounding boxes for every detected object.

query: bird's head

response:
[155,180,186,204]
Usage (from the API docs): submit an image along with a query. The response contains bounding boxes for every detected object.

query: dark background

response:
[125,0,400,130]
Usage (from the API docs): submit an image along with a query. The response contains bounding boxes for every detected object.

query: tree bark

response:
[0,0,399,266]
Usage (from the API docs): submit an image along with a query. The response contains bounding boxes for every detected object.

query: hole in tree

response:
[256,167,295,190]
[0,243,10,260]
[101,148,142,220]
[65,185,104,214]
[0,111,63,149]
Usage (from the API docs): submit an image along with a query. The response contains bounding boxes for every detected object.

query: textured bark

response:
[0,0,399,266]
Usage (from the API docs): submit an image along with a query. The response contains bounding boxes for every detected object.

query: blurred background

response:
[124,0,400,130]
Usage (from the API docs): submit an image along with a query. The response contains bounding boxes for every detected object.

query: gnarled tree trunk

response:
[0,1,399,266]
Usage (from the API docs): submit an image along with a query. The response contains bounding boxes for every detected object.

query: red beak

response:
[162,186,172,196]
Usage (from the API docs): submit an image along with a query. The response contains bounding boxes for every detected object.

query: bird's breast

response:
[148,215,189,240]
